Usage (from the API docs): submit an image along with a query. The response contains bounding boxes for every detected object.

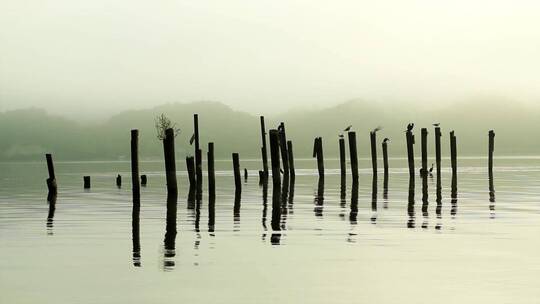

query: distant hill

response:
[0,99,538,161]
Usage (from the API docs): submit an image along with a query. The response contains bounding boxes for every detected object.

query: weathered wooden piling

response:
[339,137,346,179]
[140,175,147,186]
[450,131,457,197]
[232,153,242,193]
[421,128,428,202]
[83,176,91,189]
[193,114,202,197]
[244,168,248,181]
[421,128,428,174]
[406,129,415,180]
[348,132,359,182]
[278,122,289,176]
[434,126,442,181]
[488,130,495,180]
[207,142,215,197]
[45,153,57,194]
[260,116,269,179]
[382,140,389,178]
[116,174,122,188]
[163,128,178,195]
[287,140,295,179]
[313,137,324,179]
[370,131,377,176]
[268,130,281,188]
[131,129,140,200]
[185,156,196,189]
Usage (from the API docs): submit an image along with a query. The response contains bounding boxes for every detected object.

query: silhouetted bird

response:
[405,123,414,132]
[338,134,344,138]
[433,123,440,127]
[419,164,435,176]
[383,138,390,143]
[344,125,352,132]
[189,133,195,145]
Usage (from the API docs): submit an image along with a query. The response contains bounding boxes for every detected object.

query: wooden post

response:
[348,132,359,182]
[339,137,346,179]
[450,131,457,197]
[421,128,428,174]
[131,129,140,200]
[244,168,248,181]
[163,128,178,196]
[406,130,415,180]
[45,153,57,194]
[382,140,389,178]
[83,176,91,189]
[193,114,202,198]
[269,130,281,188]
[488,130,495,181]
[260,116,269,179]
[207,142,215,198]
[232,153,241,193]
[435,126,442,180]
[116,174,122,188]
[186,156,196,189]
[313,137,324,179]
[370,131,377,176]
[140,175,147,186]
[278,122,289,176]
[287,140,295,179]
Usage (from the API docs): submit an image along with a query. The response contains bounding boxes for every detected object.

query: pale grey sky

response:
[1,0,540,118]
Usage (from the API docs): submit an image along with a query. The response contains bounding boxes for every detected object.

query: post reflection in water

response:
[349,180,359,224]
[407,177,415,228]
[280,174,289,230]
[371,175,377,223]
[233,190,241,231]
[383,169,389,209]
[489,168,496,219]
[46,194,57,235]
[261,181,268,233]
[339,175,347,218]
[270,182,282,245]
[288,176,295,214]
[163,193,178,271]
[435,170,443,230]
[313,178,324,217]
[451,170,458,218]
[208,193,216,234]
[132,193,141,267]
[421,172,429,229]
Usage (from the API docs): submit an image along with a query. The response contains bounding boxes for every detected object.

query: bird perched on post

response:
[433,123,440,127]
[338,134,344,138]
[383,138,390,143]
[405,123,414,132]
[344,125,352,132]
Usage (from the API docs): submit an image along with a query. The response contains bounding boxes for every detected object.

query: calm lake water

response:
[1,156,540,303]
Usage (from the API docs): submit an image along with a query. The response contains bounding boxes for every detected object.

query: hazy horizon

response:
[3,0,540,119]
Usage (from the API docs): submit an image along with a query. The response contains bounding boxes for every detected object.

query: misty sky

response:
[1,0,540,118]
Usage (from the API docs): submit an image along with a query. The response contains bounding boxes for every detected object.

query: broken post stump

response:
[83,176,91,189]
[45,153,57,194]
[313,137,324,179]
[163,128,178,196]
[140,175,147,186]
[287,140,295,178]
[116,174,122,188]
[131,129,140,200]
[208,142,215,197]
[370,131,377,176]
[232,153,241,193]
[348,131,359,182]
[186,156,196,189]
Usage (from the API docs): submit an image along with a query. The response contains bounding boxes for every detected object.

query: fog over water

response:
[2,1,540,118]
